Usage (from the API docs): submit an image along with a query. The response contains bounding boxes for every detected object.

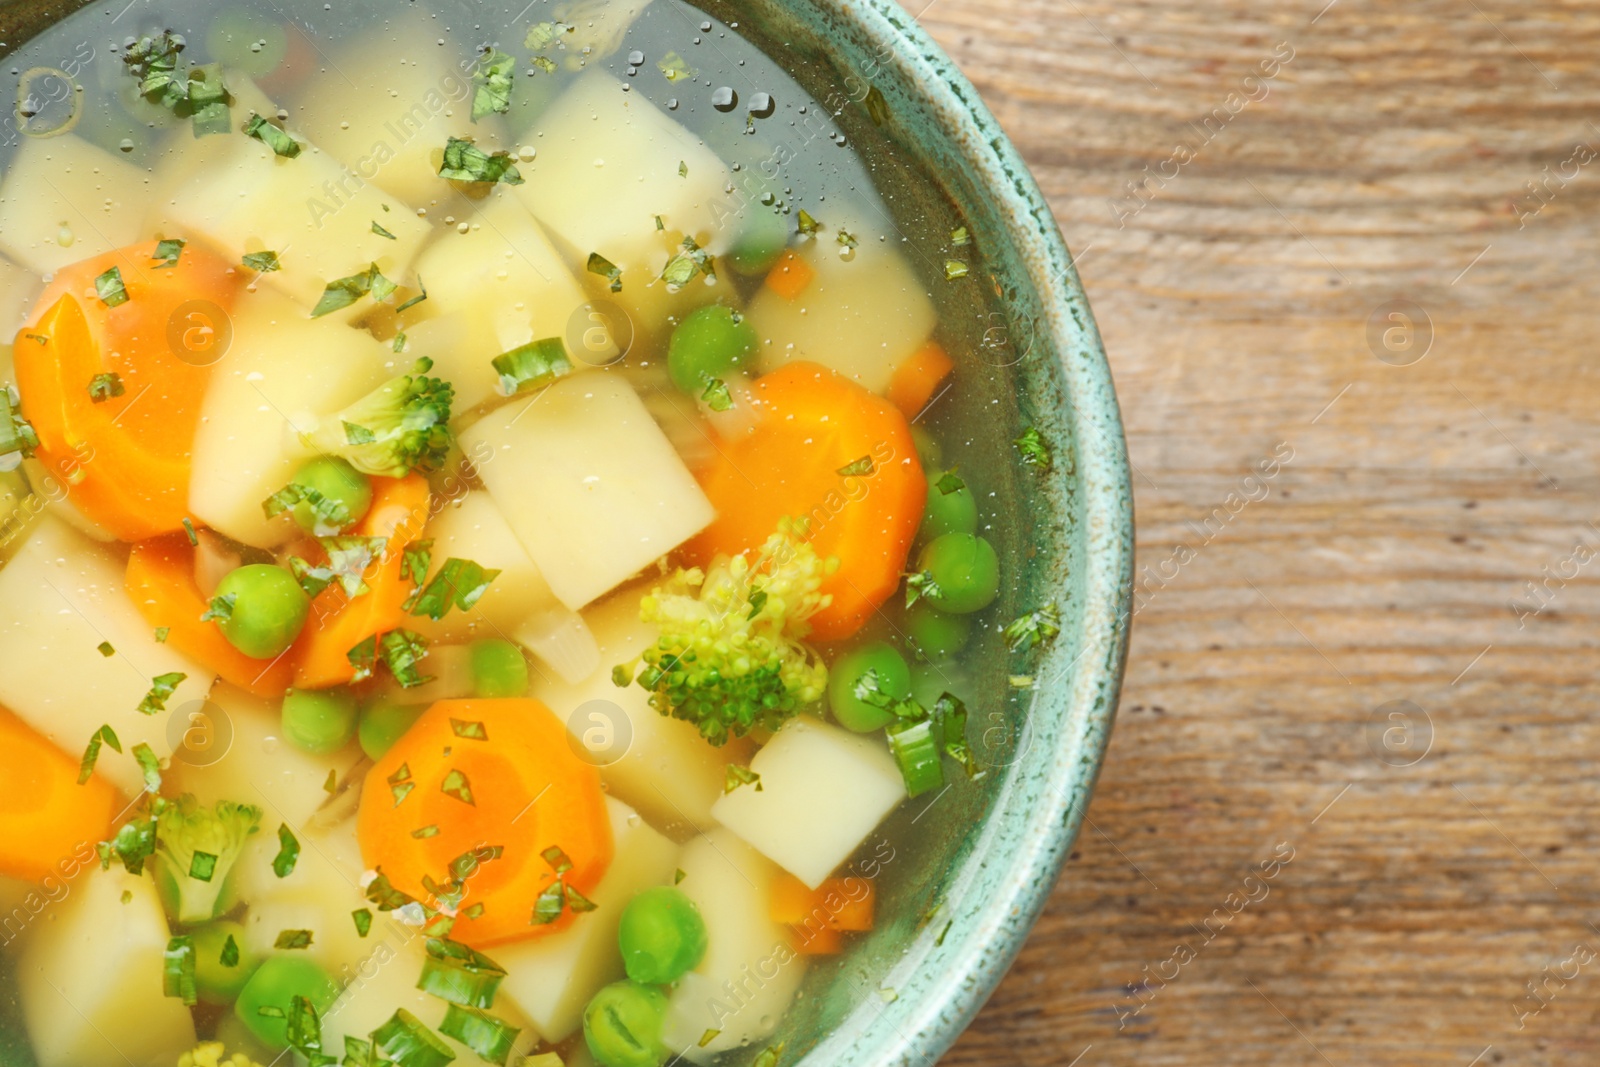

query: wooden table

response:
[914,1,1600,1064]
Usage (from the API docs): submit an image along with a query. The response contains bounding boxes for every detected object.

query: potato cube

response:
[661,830,805,1060]
[0,134,148,273]
[711,717,906,889]
[530,589,725,835]
[459,371,713,610]
[0,516,212,796]
[187,289,395,547]
[18,866,197,1067]
[495,796,678,1041]
[748,210,937,395]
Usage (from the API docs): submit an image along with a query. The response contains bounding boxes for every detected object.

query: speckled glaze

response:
[714,2,1136,1064]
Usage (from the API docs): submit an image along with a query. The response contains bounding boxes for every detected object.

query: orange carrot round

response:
[125,534,295,698]
[357,699,613,947]
[0,708,117,883]
[688,361,925,641]
[16,242,238,541]
[886,341,955,421]
[294,475,431,690]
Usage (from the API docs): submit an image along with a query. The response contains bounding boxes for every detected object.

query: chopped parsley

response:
[273,929,314,950]
[162,935,197,1006]
[132,742,162,794]
[151,238,185,267]
[241,250,281,273]
[659,236,714,287]
[311,263,399,318]
[401,540,434,586]
[1013,426,1052,470]
[724,764,762,794]
[945,260,969,280]
[352,908,373,937]
[348,629,433,689]
[797,209,822,236]
[935,471,966,495]
[289,536,386,598]
[199,592,236,623]
[491,337,572,397]
[123,31,187,108]
[77,723,121,785]
[96,641,115,657]
[903,570,942,608]
[0,390,38,459]
[836,229,859,251]
[837,455,875,477]
[1004,604,1062,652]
[154,626,170,643]
[471,48,516,121]
[395,276,429,313]
[219,934,240,967]
[243,111,301,157]
[440,768,475,806]
[262,481,351,534]
[94,267,129,307]
[186,63,230,137]
[450,719,488,741]
[701,377,733,412]
[372,220,398,240]
[137,672,186,716]
[438,137,524,186]
[272,823,300,877]
[679,160,688,178]
[586,252,623,293]
[404,558,501,621]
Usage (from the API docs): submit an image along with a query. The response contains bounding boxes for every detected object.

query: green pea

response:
[922,470,978,540]
[190,920,257,1006]
[583,980,669,1067]
[667,305,758,394]
[358,699,427,761]
[281,688,358,755]
[471,638,529,698]
[234,955,340,1050]
[214,564,310,659]
[618,886,708,985]
[917,533,1000,615]
[906,602,973,661]
[726,208,789,277]
[828,642,912,733]
[288,456,372,533]
[911,426,943,469]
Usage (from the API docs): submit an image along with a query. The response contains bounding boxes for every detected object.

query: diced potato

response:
[406,193,592,412]
[152,130,433,313]
[711,717,906,889]
[17,866,197,1067]
[0,516,213,795]
[512,72,733,268]
[236,820,387,982]
[496,796,678,1041]
[187,289,394,547]
[530,589,725,835]
[167,683,363,830]
[409,490,560,643]
[513,605,600,688]
[748,213,937,395]
[320,931,542,1066]
[661,831,805,1060]
[291,28,478,209]
[459,372,713,610]
[0,253,42,339]
[548,0,656,71]
[0,134,148,273]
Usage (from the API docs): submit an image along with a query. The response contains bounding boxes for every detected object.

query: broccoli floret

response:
[154,795,262,925]
[614,520,836,745]
[303,367,454,478]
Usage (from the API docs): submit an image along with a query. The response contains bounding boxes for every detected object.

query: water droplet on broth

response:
[712,86,738,112]
[748,92,775,118]
[627,50,644,66]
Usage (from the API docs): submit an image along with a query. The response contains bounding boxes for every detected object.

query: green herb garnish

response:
[724,764,762,794]
[199,592,236,623]
[137,672,186,716]
[797,209,822,236]
[242,250,281,273]
[936,471,966,495]
[163,936,197,1006]
[586,252,623,293]
[96,641,115,657]
[272,822,300,877]
[438,1004,521,1066]
[864,85,890,126]
[311,263,398,318]
[491,337,572,397]
[404,558,500,621]
[659,236,715,287]
[701,377,733,412]
[352,908,373,937]
[945,260,969,280]
[1004,604,1061,652]
[152,238,185,267]
[220,934,240,967]
[471,48,515,121]
[77,723,121,785]
[243,111,301,157]
[1014,426,1051,470]
[837,455,874,477]
[274,929,313,950]
[94,267,129,307]
[903,570,942,608]
[438,137,524,186]
[441,768,475,806]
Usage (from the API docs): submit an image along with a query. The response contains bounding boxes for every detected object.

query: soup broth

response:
[0,1,1054,1064]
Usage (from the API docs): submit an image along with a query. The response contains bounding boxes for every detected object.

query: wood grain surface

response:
[910,1,1600,1064]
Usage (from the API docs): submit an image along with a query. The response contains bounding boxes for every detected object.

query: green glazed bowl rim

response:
[778,1,1134,1063]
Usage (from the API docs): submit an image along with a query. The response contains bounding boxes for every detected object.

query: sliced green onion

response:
[162,935,197,1005]
[417,938,506,1008]
[371,1008,457,1067]
[439,1003,520,1065]
[887,718,943,797]
[186,63,230,137]
[491,337,572,397]
[132,742,161,793]
[243,111,301,157]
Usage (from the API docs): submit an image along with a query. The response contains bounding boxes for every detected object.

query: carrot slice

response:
[125,534,295,698]
[786,924,842,955]
[294,474,432,690]
[16,242,238,541]
[0,707,117,883]
[688,362,925,641]
[357,698,612,947]
[771,873,875,931]
[764,248,815,301]
[886,341,955,420]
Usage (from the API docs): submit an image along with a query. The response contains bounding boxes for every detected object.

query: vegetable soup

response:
[0,1,1059,1065]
